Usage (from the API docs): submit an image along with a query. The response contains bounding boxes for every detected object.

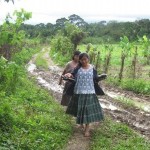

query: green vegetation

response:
[0,74,72,149]
[20,14,150,44]
[115,96,149,112]
[50,22,86,66]
[1,9,150,149]
[90,118,150,150]
[0,10,73,149]
[0,40,73,149]
[78,42,150,95]
[117,96,135,108]
[35,48,49,69]
[50,35,74,66]
[0,9,32,60]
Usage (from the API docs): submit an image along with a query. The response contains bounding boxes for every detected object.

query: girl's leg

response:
[77,124,85,130]
[84,124,90,137]
[80,124,84,129]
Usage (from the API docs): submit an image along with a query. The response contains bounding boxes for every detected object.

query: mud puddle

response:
[105,91,150,112]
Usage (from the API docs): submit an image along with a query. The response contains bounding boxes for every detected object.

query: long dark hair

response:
[77,52,90,67]
[72,50,81,60]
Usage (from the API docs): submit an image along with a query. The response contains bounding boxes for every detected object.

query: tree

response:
[139,35,150,65]
[64,22,86,51]
[68,14,87,28]
[71,30,85,50]
[0,9,32,60]
[119,36,132,81]
[55,17,68,30]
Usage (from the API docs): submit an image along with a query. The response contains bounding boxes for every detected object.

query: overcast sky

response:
[0,0,150,24]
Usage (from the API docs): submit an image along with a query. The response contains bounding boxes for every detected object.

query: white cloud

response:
[0,0,150,24]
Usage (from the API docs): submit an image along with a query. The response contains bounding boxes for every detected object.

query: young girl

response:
[59,50,81,106]
[64,53,104,137]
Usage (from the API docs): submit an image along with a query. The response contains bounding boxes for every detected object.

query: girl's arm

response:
[63,66,79,79]
[93,68,107,82]
[58,69,66,85]
[58,63,70,85]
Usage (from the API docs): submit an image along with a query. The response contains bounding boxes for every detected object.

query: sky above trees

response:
[1,0,150,24]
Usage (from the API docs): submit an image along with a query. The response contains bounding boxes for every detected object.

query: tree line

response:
[19,14,150,43]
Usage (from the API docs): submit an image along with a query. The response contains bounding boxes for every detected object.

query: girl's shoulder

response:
[66,61,72,66]
[90,64,95,69]
[88,64,96,71]
[74,65,96,73]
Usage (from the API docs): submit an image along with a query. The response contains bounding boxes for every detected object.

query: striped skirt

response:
[66,94,104,124]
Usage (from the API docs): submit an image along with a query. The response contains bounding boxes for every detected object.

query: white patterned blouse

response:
[74,66,95,94]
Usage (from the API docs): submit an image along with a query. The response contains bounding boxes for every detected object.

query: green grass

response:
[0,77,73,150]
[116,96,150,112]
[90,118,150,150]
[117,96,135,108]
[35,49,49,69]
[79,44,150,95]
[49,50,71,66]
[106,77,150,95]
[0,42,73,150]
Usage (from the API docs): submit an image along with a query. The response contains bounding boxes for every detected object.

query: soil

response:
[26,48,150,149]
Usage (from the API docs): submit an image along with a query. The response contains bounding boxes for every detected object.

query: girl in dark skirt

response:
[64,53,104,137]
[59,50,81,106]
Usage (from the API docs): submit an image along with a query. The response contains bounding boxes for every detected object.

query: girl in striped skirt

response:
[64,53,104,137]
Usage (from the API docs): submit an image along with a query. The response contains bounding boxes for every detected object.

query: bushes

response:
[0,57,20,95]
[0,100,14,131]
[12,47,39,65]
[50,36,74,65]
[121,79,150,94]
[106,77,150,94]
[82,37,103,44]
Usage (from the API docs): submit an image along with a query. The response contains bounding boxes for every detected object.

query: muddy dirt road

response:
[26,48,150,149]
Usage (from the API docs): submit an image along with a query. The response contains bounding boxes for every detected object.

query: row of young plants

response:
[79,36,150,95]
[0,9,73,149]
[50,37,150,95]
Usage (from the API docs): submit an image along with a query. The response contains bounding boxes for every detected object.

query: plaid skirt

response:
[66,94,104,124]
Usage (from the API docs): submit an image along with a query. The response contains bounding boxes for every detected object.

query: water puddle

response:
[99,98,119,111]
[105,91,150,112]
[106,92,118,99]
[37,76,63,93]
[27,63,36,73]
[49,66,62,74]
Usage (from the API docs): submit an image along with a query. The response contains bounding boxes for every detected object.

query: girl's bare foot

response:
[84,131,90,137]
[77,124,85,131]
[84,124,90,137]
[80,124,85,130]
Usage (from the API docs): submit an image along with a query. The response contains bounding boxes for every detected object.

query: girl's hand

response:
[64,73,73,78]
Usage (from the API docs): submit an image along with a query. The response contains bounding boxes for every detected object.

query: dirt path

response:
[26,47,150,149]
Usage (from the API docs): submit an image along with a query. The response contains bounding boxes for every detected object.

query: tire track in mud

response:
[26,48,150,148]
[100,96,150,139]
